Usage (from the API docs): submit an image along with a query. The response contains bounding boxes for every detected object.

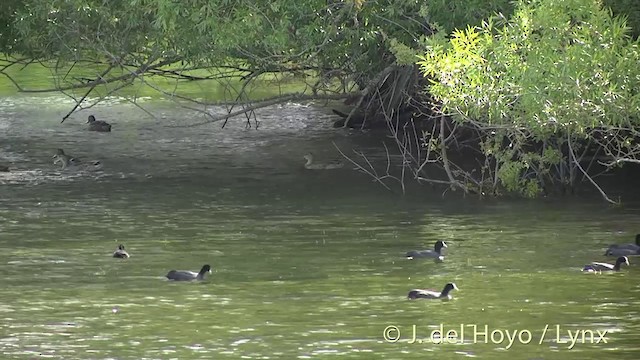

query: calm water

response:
[1,95,640,360]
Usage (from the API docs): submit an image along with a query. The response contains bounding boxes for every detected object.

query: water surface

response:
[1,96,639,359]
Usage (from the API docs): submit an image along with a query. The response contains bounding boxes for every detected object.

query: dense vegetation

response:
[1,0,639,202]
[420,0,640,202]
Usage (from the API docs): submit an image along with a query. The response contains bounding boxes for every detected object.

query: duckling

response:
[408,283,458,300]
[303,153,344,170]
[406,240,448,261]
[582,256,629,273]
[112,244,130,259]
[52,148,102,171]
[87,115,112,132]
[166,264,211,281]
[606,234,640,253]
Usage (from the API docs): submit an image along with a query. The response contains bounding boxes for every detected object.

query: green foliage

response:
[481,133,544,198]
[603,0,640,39]
[388,38,418,66]
[425,0,514,34]
[1,0,516,80]
[0,0,26,53]
[420,0,640,133]
[496,160,541,198]
[419,0,640,197]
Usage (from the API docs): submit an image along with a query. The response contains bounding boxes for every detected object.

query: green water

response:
[1,95,640,360]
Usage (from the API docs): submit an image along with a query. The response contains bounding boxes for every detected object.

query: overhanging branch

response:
[169,92,352,128]
[17,57,181,93]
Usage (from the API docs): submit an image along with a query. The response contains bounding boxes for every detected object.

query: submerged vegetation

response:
[1,0,640,202]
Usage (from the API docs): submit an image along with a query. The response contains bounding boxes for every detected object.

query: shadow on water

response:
[1,96,640,359]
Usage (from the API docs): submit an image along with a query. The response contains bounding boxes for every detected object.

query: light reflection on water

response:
[0,97,639,359]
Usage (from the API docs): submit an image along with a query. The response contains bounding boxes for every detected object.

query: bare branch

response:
[333,143,395,192]
[568,134,619,205]
[599,158,640,166]
[439,115,469,194]
[342,65,397,128]
[169,93,349,128]
[60,64,116,123]
[18,57,179,93]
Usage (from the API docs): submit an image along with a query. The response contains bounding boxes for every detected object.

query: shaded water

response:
[1,95,640,359]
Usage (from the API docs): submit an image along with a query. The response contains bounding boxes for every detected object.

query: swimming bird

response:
[166,264,212,281]
[406,240,448,261]
[303,153,344,170]
[582,256,629,273]
[112,244,130,259]
[0,164,9,172]
[52,148,80,169]
[87,115,112,132]
[605,247,640,257]
[606,234,640,253]
[408,283,458,300]
[52,148,102,170]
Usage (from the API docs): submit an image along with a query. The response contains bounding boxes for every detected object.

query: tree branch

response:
[18,57,180,93]
[342,65,396,128]
[568,134,619,205]
[60,63,116,123]
[167,92,350,128]
[439,115,469,194]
